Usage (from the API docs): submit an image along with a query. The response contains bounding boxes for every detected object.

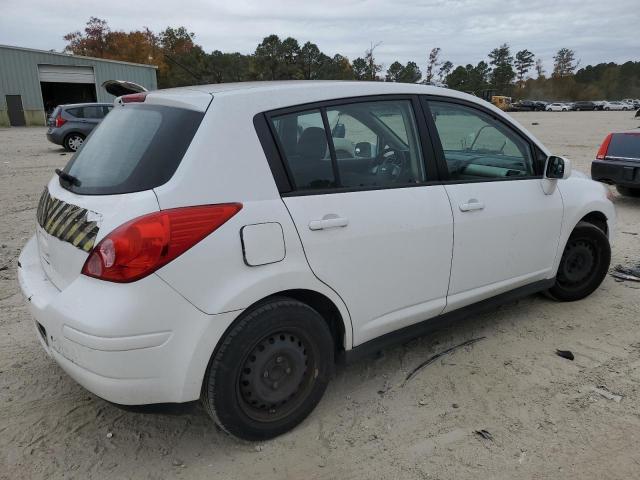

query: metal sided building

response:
[0,45,157,127]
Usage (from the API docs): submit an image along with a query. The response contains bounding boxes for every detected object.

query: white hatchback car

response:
[546,103,569,112]
[19,81,615,440]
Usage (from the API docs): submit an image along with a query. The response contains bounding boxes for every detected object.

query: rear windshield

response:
[60,104,204,195]
[607,133,640,159]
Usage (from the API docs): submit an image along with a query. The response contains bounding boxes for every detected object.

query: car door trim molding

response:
[339,277,555,364]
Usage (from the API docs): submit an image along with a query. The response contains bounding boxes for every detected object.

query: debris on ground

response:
[402,337,486,386]
[621,231,638,235]
[591,386,622,403]
[474,429,493,441]
[611,264,640,283]
[106,432,113,439]
[172,458,185,467]
[556,349,575,361]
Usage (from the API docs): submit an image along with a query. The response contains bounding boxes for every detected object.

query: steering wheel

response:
[373,146,406,182]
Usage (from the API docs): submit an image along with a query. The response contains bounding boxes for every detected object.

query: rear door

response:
[81,105,106,132]
[423,98,563,311]
[268,97,453,346]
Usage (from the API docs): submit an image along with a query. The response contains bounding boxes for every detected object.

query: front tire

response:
[548,222,610,301]
[63,133,84,152]
[616,185,640,197]
[201,298,334,441]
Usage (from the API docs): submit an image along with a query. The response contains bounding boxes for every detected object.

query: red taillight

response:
[54,113,66,128]
[121,92,148,103]
[82,204,242,283]
[596,133,613,160]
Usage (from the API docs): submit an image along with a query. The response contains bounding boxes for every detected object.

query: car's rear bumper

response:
[18,235,240,405]
[46,130,63,145]
[591,159,640,187]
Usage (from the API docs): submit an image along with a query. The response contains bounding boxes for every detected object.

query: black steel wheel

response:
[548,221,610,301]
[201,298,334,440]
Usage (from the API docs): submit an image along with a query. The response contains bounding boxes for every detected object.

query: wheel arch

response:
[226,289,348,355]
[579,211,608,237]
[195,288,349,401]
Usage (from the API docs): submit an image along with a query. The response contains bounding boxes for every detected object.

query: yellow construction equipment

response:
[491,96,512,111]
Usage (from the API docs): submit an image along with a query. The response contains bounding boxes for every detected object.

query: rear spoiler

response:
[102,80,148,97]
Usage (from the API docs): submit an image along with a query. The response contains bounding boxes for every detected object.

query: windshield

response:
[60,104,204,195]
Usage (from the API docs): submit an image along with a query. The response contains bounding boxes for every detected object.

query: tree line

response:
[64,18,640,100]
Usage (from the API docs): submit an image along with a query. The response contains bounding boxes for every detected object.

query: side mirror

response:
[545,156,571,180]
[333,123,346,138]
[354,142,372,157]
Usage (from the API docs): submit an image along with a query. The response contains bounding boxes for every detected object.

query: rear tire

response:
[616,185,640,197]
[63,133,84,152]
[547,222,610,301]
[201,298,334,441]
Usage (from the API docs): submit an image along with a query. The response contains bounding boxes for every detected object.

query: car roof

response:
[158,80,477,106]
[61,103,113,108]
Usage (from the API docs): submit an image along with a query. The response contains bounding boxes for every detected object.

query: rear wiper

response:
[55,168,81,187]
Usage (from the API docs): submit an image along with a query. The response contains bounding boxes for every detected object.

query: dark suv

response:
[592,131,640,196]
[46,103,113,151]
[512,100,546,111]
[573,101,597,111]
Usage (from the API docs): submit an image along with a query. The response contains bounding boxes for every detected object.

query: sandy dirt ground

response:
[1,111,640,480]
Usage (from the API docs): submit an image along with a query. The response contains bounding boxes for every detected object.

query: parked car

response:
[546,103,569,112]
[593,100,607,111]
[19,81,615,440]
[46,103,114,151]
[512,100,545,111]
[622,99,640,109]
[592,131,640,196]
[602,101,630,111]
[573,101,597,111]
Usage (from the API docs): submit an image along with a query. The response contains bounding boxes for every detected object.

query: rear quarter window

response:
[65,107,84,118]
[60,104,204,195]
[608,133,640,159]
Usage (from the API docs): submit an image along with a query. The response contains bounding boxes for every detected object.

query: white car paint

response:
[602,101,629,111]
[18,81,615,406]
[546,103,569,112]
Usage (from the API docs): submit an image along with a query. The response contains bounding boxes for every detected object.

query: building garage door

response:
[38,65,95,83]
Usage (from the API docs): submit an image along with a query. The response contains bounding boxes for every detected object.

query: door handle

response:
[459,199,485,212]
[308,215,349,231]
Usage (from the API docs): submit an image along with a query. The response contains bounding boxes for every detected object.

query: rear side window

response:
[270,110,335,190]
[269,99,426,192]
[60,104,204,195]
[82,105,105,119]
[607,133,640,159]
[66,107,84,118]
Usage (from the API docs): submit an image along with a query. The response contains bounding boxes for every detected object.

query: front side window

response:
[270,99,426,191]
[429,101,534,180]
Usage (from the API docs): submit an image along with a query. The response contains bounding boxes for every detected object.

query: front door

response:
[269,98,454,346]
[6,95,26,126]
[425,99,563,311]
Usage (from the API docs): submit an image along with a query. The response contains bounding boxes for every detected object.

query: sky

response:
[0,0,637,74]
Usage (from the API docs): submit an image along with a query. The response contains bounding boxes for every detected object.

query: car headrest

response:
[297,127,327,159]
